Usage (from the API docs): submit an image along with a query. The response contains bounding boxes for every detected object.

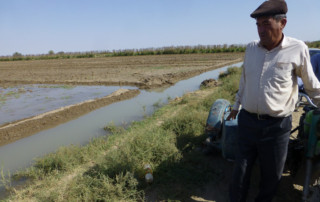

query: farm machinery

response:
[204,93,320,201]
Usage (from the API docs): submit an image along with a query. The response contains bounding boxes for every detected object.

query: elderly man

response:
[227,0,320,201]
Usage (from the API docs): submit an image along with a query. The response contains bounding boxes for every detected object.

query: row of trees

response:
[1,44,246,62]
[2,41,319,62]
[306,40,320,49]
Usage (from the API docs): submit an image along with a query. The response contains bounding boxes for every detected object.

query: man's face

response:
[256,16,286,49]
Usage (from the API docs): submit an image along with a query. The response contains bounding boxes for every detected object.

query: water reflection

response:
[0,85,137,125]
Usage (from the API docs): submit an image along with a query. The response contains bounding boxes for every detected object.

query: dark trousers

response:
[229,109,292,202]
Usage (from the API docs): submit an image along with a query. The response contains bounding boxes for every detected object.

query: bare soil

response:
[0,53,244,146]
[0,53,243,89]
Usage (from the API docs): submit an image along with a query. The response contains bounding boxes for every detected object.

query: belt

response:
[242,109,275,120]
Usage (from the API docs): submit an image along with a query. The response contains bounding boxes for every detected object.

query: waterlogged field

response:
[0,84,136,125]
[0,53,244,146]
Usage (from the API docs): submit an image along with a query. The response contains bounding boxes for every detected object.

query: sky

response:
[0,0,319,56]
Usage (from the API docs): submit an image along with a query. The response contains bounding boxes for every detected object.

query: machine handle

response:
[299,92,318,108]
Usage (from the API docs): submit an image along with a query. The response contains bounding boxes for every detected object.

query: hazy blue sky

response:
[0,0,319,56]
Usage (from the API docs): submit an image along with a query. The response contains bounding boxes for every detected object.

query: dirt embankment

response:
[0,53,244,146]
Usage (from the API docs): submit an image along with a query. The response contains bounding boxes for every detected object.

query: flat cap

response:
[250,0,287,18]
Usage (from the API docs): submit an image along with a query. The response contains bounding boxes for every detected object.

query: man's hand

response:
[226,110,239,120]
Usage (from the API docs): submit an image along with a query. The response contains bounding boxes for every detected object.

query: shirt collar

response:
[258,34,287,51]
[279,34,288,48]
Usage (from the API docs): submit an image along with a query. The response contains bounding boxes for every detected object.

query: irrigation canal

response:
[0,62,242,175]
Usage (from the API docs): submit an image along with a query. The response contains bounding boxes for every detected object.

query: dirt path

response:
[188,156,302,202]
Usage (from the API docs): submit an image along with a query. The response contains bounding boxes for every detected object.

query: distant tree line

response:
[1,41,319,62]
[306,40,320,49]
[0,44,246,62]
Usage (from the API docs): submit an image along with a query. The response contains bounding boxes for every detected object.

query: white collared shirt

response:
[233,35,320,117]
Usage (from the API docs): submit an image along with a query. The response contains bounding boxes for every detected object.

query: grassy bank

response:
[2,67,242,201]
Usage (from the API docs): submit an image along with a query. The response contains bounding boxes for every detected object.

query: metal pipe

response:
[299,92,318,108]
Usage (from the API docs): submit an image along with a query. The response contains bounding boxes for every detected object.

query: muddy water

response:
[0,62,242,175]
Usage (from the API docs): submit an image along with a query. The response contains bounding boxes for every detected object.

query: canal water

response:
[0,62,242,175]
